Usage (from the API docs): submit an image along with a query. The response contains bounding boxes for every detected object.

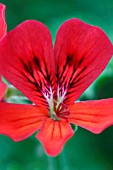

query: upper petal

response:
[36,118,74,156]
[0,3,7,39]
[0,102,48,141]
[68,98,113,134]
[54,19,113,105]
[0,20,56,107]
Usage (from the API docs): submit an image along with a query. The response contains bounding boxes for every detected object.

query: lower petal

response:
[36,118,74,157]
[68,98,113,134]
[0,102,48,141]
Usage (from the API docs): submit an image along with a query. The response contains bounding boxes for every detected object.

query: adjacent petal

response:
[0,20,56,107]
[36,118,74,156]
[0,102,48,141]
[0,4,7,99]
[54,19,113,105]
[0,76,6,100]
[0,3,7,39]
[68,98,113,134]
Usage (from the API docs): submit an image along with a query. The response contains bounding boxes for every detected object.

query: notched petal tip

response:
[36,118,74,157]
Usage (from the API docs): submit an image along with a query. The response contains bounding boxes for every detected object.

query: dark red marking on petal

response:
[68,98,113,134]
[54,19,113,105]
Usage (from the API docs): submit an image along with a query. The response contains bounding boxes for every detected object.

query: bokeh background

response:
[0,0,113,169]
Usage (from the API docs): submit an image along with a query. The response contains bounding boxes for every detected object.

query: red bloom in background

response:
[0,19,113,156]
[0,3,7,99]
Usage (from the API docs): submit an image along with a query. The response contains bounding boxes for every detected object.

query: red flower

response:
[0,3,7,99]
[0,19,113,156]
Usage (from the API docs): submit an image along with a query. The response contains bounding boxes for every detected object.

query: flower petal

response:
[0,77,6,100]
[68,98,113,134]
[0,4,7,99]
[54,19,113,105]
[0,3,7,39]
[0,102,48,141]
[36,118,74,156]
[0,20,56,107]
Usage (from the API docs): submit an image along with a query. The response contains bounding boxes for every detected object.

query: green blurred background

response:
[0,0,113,169]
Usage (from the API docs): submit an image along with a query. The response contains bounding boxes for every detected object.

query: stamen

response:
[51,102,70,120]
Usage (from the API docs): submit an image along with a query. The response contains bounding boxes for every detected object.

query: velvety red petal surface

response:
[36,118,74,156]
[68,98,113,134]
[0,3,7,39]
[0,102,48,141]
[54,19,113,105]
[0,20,56,107]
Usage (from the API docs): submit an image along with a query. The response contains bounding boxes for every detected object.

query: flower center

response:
[49,102,70,121]
[41,85,69,120]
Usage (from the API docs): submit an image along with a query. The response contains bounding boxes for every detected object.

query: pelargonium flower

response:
[0,19,113,157]
[0,3,7,99]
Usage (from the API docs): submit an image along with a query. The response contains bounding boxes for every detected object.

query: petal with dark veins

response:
[0,20,56,107]
[0,102,48,141]
[68,98,113,134]
[54,19,113,105]
[36,118,74,156]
